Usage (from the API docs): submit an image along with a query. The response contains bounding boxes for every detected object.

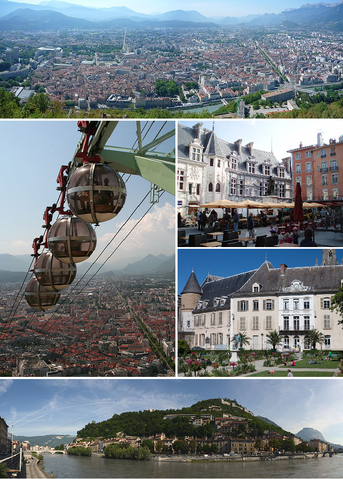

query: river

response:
[41,453,343,478]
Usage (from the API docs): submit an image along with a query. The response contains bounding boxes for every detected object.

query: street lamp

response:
[261,332,264,350]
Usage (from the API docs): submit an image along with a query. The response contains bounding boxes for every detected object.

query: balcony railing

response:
[320,167,328,172]
[330,166,338,171]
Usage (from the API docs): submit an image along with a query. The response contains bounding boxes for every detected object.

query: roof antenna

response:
[265,252,268,262]
[212,120,215,132]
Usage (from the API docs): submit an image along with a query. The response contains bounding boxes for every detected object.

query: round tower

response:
[179,270,202,347]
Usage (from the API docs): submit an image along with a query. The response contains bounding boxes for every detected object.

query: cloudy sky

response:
[2,379,343,445]
[10,0,339,16]
[0,120,175,268]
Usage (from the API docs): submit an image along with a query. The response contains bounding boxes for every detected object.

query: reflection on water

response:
[42,453,343,478]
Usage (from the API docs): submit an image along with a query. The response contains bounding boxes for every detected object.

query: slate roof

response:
[178,123,291,179]
[193,270,257,313]
[235,261,343,295]
[181,271,202,295]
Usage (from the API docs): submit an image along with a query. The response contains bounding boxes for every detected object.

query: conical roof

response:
[181,271,202,295]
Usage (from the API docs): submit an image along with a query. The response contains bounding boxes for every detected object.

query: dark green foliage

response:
[67,446,92,456]
[104,444,151,461]
[0,464,8,478]
[155,79,179,97]
[140,439,154,453]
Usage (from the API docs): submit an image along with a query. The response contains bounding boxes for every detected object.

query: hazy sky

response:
[0,120,175,267]
[178,249,343,294]
[8,0,340,16]
[2,378,343,444]
[181,119,343,166]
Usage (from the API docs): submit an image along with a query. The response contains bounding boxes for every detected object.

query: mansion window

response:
[238,300,248,311]
[218,160,221,167]
[279,168,285,178]
[177,169,184,190]
[196,183,200,195]
[304,300,310,309]
[211,333,217,346]
[202,314,206,326]
[263,299,274,311]
[332,173,338,184]
[279,184,285,198]
[253,300,259,311]
[188,183,193,194]
[306,151,311,158]
[295,164,301,173]
[248,163,255,173]
[239,317,246,330]
[322,175,328,186]
[321,161,328,172]
[252,316,259,330]
[322,189,329,200]
[324,315,331,329]
[231,178,236,195]
[231,158,237,169]
[331,159,337,171]
[194,315,199,326]
[218,333,223,345]
[293,299,299,310]
[210,158,214,166]
[330,146,336,156]
[321,149,327,158]
[266,316,272,330]
[321,297,331,309]
[325,335,331,348]
[333,189,339,199]
[306,176,312,186]
[191,147,202,161]
[283,317,289,330]
[219,312,223,325]
[306,162,311,172]
[293,317,300,330]
[239,180,244,196]
[211,313,216,325]
[264,165,270,176]
[295,153,300,160]
[209,182,213,192]
[307,190,312,201]
[283,300,289,310]
[304,317,310,330]
[216,183,221,192]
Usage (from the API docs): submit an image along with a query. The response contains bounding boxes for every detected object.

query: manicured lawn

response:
[247,370,336,378]
[280,359,340,369]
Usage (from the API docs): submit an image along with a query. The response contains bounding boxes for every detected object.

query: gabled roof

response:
[235,261,343,294]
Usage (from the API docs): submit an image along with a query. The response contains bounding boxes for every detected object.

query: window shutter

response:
[245,300,249,311]
[320,298,323,309]
[271,299,275,310]
[263,300,266,310]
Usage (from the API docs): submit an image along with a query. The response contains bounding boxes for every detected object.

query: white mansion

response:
[179,249,343,352]
[177,122,292,216]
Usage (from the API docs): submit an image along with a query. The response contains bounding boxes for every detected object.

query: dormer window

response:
[220,296,227,306]
[197,301,202,309]
[202,301,208,309]
[231,158,237,169]
[264,165,270,176]
[252,283,261,293]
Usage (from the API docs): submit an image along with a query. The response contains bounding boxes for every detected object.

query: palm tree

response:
[309,328,325,349]
[266,330,281,350]
[231,331,251,349]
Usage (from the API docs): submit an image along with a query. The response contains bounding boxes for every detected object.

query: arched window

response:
[216,183,221,192]
[209,183,213,192]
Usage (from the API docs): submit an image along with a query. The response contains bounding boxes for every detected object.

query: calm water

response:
[42,453,343,478]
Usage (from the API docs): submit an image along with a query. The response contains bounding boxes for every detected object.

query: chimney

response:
[235,139,242,155]
[280,264,288,276]
[193,122,203,140]
[317,132,324,147]
[246,142,254,156]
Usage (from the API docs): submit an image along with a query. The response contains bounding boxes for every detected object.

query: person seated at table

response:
[284,233,292,244]
[269,229,279,245]
[292,227,299,244]
[300,228,317,247]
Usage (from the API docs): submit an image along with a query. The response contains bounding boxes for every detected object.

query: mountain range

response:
[1,1,343,30]
[12,434,75,448]
[296,427,343,450]
[0,252,175,282]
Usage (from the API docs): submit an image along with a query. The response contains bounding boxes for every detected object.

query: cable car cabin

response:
[67,163,127,224]
[25,277,60,311]
[34,251,76,291]
[47,216,97,264]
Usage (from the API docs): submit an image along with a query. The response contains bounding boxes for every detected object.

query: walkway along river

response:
[40,452,343,478]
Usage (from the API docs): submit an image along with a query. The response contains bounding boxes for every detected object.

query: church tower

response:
[321,249,338,266]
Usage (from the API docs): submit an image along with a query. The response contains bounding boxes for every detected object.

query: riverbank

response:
[152,453,327,463]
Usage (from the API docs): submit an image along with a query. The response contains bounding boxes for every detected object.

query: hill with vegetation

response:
[76,398,290,440]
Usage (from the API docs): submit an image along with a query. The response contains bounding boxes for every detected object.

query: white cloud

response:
[0,380,13,396]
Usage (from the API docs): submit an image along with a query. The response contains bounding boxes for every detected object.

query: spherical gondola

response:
[47,216,97,264]
[25,277,60,311]
[66,163,127,224]
[34,251,77,291]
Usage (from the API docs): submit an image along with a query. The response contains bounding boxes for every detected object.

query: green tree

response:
[178,340,190,356]
[141,439,154,453]
[266,330,281,350]
[330,284,343,324]
[254,438,264,451]
[0,464,8,478]
[281,438,295,452]
[309,329,324,349]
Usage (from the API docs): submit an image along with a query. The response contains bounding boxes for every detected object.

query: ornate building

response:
[179,249,343,351]
[177,122,292,216]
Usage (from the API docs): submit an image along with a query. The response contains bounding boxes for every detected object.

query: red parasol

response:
[294,182,304,222]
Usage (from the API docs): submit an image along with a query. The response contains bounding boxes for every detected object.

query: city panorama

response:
[2,1,343,118]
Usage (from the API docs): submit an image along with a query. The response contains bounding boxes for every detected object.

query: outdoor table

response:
[207,232,224,241]
[239,236,252,246]
[200,241,222,247]
[273,243,300,247]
